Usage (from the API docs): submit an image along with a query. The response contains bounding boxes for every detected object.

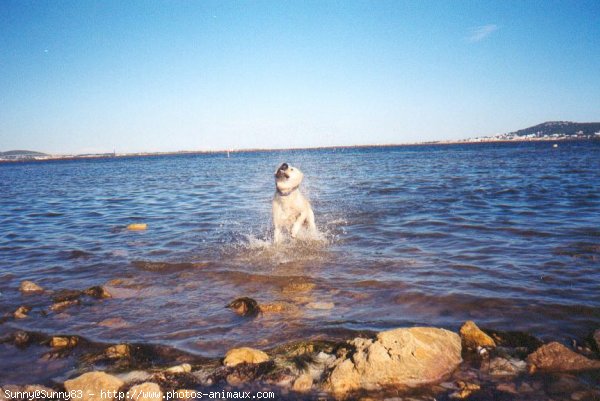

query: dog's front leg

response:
[291,211,308,238]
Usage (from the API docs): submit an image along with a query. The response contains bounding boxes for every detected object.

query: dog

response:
[272,163,316,243]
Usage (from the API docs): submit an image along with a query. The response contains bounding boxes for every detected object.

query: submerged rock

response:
[64,372,124,401]
[126,382,162,401]
[13,305,31,319]
[13,331,31,347]
[258,302,298,314]
[53,289,82,303]
[327,327,462,395]
[19,280,44,294]
[487,357,526,377]
[281,281,316,293]
[459,321,495,349]
[227,297,259,317]
[50,299,80,312]
[223,347,270,367]
[306,302,335,310]
[527,342,600,372]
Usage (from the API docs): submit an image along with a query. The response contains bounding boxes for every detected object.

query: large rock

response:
[223,347,269,366]
[459,321,495,349]
[126,383,162,401]
[527,342,600,373]
[64,372,124,401]
[327,327,462,395]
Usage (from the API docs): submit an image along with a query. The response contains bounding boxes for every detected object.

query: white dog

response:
[272,163,316,243]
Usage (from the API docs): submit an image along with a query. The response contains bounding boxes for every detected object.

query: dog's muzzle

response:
[275,163,289,179]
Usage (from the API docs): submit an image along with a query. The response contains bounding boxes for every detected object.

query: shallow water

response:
[1,141,600,383]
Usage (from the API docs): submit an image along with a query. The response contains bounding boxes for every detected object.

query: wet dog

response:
[272,163,316,243]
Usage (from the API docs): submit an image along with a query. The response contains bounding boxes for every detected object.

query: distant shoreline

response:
[0,137,596,164]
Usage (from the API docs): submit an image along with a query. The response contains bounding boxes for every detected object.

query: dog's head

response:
[274,163,303,192]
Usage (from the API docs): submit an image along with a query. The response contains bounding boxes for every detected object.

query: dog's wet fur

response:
[272,163,316,244]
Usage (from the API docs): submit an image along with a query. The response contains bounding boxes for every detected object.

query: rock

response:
[13,305,31,319]
[593,329,600,353]
[487,357,526,377]
[84,286,112,299]
[449,381,480,399]
[486,329,542,353]
[50,336,78,348]
[517,382,535,393]
[13,331,30,346]
[126,382,162,401]
[106,344,130,358]
[496,383,517,394]
[546,374,589,395]
[64,372,125,401]
[0,387,7,401]
[527,342,600,372]
[223,347,270,367]
[327,327,462,395]
[165,363,192,374]
[306,302,335,310]
[227,297,259,317]
[459,321,495,349]
[292,373,313,392]
[19,281,44,294]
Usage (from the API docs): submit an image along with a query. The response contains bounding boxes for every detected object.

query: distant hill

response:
[0,150,49,161]
[0,150,48,157]
[507,121,600,138]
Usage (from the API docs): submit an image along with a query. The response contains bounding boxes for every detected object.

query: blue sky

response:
[1,1,599,154]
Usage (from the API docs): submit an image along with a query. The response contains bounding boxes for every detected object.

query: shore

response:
[2,282,600,401]
[1,137,597,164]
